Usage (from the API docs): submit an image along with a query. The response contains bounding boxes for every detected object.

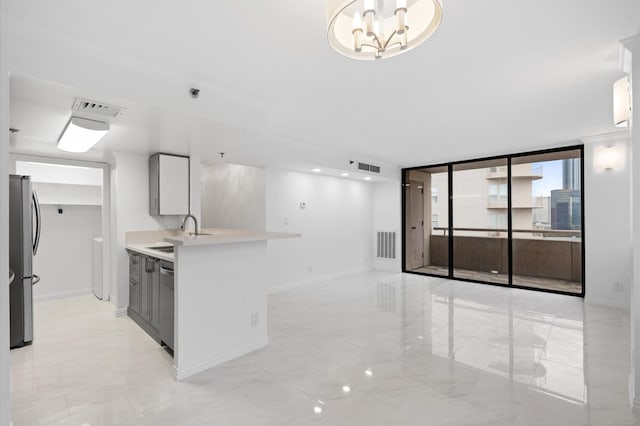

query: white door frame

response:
[9,154,112,303]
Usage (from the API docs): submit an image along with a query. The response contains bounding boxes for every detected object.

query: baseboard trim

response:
[34,288,92,301]
[267,268,372,295]
[109,297,128,317]
[173,339,269,381]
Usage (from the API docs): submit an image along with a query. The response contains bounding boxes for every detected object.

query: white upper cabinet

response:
[149,153,189,216]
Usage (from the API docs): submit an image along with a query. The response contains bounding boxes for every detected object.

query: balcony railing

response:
[427,228,582,283]
[486,166,543,180]
[433,227,581,237]
[486,196,545,209]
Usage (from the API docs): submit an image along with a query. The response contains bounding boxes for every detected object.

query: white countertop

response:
[126,228,301,259]
[164,228,301,246]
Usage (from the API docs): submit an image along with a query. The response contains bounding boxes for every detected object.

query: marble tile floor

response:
[411,266,583,294]
[9,272,639,425]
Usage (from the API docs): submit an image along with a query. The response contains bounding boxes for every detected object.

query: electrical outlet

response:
[614,282,624,292]
[283,216,289,225]
[251,312,258,327]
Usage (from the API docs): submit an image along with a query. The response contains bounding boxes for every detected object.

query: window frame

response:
[401,144,585,298]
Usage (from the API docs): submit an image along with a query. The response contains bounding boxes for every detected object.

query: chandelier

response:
[326,0,443,60]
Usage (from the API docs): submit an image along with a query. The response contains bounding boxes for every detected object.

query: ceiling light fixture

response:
[364,176,372,181]
[57,117,109,153]
[613,76,630,128]
[313,168,322,172]
[326,0,442,60]
[341,172,350,177]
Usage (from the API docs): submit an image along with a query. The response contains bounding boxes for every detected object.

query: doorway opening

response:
[11,156,111,302]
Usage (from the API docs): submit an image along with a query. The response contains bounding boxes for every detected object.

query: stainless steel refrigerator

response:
[9,175,41,349]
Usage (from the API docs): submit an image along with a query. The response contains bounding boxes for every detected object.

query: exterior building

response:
[551,158,582,230]
[562,158,581,190]
[429,163,542,236]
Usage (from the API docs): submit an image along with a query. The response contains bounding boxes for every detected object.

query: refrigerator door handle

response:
[31,275,40,285]
[32,190,41,256]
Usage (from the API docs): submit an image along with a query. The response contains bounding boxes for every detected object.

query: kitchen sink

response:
[147,245,174,253]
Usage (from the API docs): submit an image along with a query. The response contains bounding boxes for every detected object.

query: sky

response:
[531,160,564,197]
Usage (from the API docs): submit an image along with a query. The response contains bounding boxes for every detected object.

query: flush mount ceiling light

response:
[326,0,442,60]
[57,117,109,153]
[613,76,630,128]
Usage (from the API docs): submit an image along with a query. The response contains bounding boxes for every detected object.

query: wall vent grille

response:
[358,162,381,173]
[376,231,396,259]
[71,97,126,120]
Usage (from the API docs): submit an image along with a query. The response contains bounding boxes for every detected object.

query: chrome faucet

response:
[180,214,199,235]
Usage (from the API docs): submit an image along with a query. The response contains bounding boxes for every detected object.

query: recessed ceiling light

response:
[365,369,373,376]
[313,168,322,173]
[364,176,372,181]
[341,172,349,177]
[342,385,351,393]
[314,406,323,414]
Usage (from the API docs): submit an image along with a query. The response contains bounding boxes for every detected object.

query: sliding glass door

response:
[452,159,509,285]
[511,149,583,294]
[402,146,584,296]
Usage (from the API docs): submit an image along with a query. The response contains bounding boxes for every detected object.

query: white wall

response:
[33,205,102,300]
[15,161,102,186]
[201,162,266,231]
[110,153,180,312]
[266,169,374,292]
[373,181,402,272]
[32,182,101,205]
[583,133,632,308]
[0,11,11,423]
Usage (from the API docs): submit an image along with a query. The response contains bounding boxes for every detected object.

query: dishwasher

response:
[159,261,174,352]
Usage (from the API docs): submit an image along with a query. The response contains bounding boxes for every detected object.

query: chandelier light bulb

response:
[353,12,363,31]
[326,0,443,60]
[396,0,407,34]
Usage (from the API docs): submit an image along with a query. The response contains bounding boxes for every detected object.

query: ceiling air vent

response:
[357,162,381,174]
[71,98,126,120]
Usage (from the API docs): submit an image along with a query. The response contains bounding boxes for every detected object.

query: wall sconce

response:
[594,145,624,171]
[613,76,630,128]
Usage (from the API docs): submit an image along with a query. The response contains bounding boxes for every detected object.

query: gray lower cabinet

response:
[127,250,169,345]
[128,251,141,315]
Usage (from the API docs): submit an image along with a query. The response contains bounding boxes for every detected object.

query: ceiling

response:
[3,0,637,176]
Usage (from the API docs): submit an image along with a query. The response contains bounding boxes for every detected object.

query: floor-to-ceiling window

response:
[452,159,509,285]
[402,146,584,296]
[510,149,583,293]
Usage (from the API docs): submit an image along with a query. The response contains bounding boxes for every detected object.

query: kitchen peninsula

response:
[126,228,300,380]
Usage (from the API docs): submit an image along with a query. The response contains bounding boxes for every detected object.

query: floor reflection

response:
[390,275,587,404]
[10,272,635,425]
